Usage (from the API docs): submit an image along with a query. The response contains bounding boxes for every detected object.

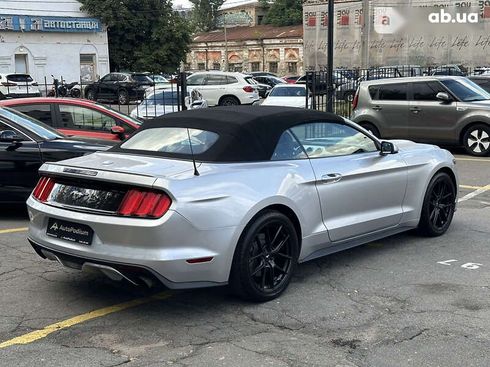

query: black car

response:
[0,107,112,203]
[252,81,272,98]
[253,75,287,88]
[84,72,154,105]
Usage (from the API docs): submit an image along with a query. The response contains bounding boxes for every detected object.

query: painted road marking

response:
[0,291,171,349]
[459,185,490,203]
[0,227,28,235]
[455,157,490,163]
[459,184,484,190]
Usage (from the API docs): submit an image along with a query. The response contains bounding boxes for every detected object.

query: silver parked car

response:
[27,107,458,301]
[352,76,490,156]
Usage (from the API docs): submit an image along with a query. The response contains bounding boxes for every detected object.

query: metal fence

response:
[306,65,488,118]
[0,72,189,120]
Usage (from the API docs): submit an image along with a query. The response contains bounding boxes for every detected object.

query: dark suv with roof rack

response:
[84,72,154,105]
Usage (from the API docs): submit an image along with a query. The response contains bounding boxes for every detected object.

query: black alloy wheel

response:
[86,89,96,100]
[230,211,299,302]
[118,89,129,105]
[463,124,490,156]
[418,172,456,237]
[359,122,380,138]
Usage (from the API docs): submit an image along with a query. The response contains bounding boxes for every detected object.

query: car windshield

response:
[270,87,306,97]
[0,107,64,140]
[152,75,169,83]
[120,127,219,155]
[440,79,490,102]
[142,91,180,106]
[7,74,33,83]
[93,103,142,125]
[270,76,287,84]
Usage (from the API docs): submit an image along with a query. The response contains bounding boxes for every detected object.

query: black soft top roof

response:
[110,106,345,162]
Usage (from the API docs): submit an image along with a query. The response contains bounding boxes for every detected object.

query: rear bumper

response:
[27,196,241,289]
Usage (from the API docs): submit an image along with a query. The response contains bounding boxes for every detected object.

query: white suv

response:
[0,73,41,99]
[186,71,259,106]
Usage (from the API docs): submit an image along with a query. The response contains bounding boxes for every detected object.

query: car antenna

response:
[186,128,200,176]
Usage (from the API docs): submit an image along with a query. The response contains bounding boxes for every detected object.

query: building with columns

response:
[187,24,303,76]
[0,0,109,84]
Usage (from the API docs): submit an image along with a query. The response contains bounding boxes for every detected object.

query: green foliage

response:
[262,0,303,27]
[80,0,191,72]
[190,0,225,32]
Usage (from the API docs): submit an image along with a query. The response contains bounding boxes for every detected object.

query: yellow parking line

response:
[0,227,28,235]
[0,291,171,349]
[455,157,490,163]
[459,184,485,190]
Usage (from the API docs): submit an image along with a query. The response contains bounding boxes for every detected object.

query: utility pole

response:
[326,0,334,112]
[361,0,370,68]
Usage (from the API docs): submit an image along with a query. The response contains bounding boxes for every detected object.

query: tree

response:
[190,0,225,32]
[80,0,192,73]
[261,0,302,27]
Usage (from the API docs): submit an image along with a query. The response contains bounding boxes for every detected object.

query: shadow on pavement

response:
[0,204,29,219]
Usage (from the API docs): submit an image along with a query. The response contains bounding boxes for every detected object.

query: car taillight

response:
[243,85,255,93]
[1,82,17,87]
[118,189,171,218]
[352,88,359,110]
[32,177,55,202]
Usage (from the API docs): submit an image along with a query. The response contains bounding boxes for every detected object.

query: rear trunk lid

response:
[38,152,195,214]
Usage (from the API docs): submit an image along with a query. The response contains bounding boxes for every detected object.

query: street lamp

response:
[327,0,334,112]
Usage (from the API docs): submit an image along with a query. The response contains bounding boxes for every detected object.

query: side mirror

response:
[380,141,398,155]
[0,130,25,143]
[436,92,452,103]
[110,125,125,139]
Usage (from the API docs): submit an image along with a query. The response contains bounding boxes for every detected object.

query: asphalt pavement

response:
[0,152,489,367]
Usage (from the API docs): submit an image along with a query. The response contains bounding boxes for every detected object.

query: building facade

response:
[0,0,109,83]
[303,0,490,70]
[188,25,303,76]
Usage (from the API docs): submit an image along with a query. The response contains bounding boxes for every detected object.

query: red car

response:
[0,97,142,141]
[283,76,301,84]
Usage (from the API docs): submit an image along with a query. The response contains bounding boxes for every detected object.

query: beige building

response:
[187,24,303,76]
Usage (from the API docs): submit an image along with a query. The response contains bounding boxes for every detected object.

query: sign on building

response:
[0,14,102,32]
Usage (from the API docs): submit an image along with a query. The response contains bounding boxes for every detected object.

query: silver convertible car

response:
[27,106,458,301]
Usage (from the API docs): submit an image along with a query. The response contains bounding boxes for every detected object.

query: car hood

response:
[388,139,436,152]
[49,151,195,179]
[458,99,490,109]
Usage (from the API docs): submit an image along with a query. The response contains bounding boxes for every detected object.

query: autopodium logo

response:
[428,9,479,24]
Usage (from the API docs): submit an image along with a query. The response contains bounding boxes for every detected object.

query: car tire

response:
[344,91,355,102]
[219,96,240,106]
[230,211,299,302]
[86,89,96,100]
[358,122,380,138]
[118,89,129,105]
[417,172,456,237]
[463,124,490,156]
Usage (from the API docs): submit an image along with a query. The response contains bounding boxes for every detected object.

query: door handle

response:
[321,173,342,184]
[410,107,420,114]
[372,105,382,111]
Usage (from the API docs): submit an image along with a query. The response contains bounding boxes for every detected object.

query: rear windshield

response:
[143,91,180,106]
[7,74,33,82]
[131,74,153,83]
[270,87,306,97]
[120,127,219,155]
